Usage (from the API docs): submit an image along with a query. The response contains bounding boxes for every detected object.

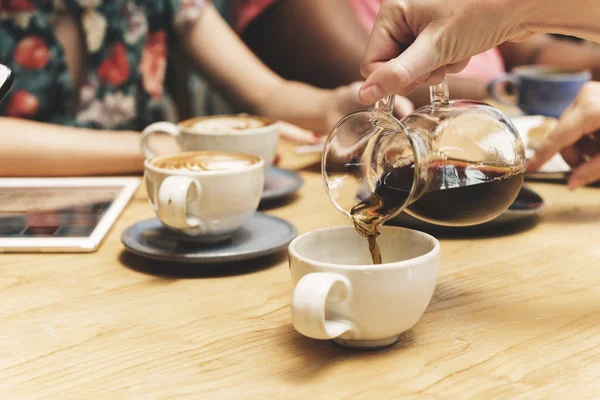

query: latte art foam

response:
[186,115,269,133]
[153,152,258,172]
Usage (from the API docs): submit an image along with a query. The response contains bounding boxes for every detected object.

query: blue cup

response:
[489,66,591,118]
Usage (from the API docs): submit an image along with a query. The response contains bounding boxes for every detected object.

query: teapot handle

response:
[374,95,395,115]
[374,78,450,115]
[430,78,450,107]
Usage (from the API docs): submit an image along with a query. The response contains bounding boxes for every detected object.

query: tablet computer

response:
[0,177,139,253]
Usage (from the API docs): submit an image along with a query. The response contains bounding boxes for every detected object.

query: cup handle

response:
[488,74,519,106]
[141,122,181,158]
[374,95,395,115]
[291,272,354,340]
[157,176,201,230]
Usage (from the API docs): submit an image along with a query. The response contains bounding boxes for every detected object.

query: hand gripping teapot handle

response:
[430,78,450,108]
[374,95,395,115]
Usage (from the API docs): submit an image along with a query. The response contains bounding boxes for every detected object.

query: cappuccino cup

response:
[144,151,264,239]
[141,115,279,168]
[289,226,440,349]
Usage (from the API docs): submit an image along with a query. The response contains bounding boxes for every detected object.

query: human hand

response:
[358,0,534,104]
[528,82,600,189]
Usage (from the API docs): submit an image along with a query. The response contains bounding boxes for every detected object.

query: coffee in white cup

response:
[144,151,264,239]
[141,114,279,168]
[289,226,440,349]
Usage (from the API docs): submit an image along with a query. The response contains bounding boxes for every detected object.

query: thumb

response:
[359,29,441,103]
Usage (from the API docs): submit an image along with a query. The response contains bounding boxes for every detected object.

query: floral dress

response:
[0,0,205,130]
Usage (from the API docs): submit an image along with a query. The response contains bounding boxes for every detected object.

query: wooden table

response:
[2,141,600,399]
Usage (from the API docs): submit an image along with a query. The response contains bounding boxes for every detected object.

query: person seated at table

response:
[215,0,600,107]
[0,0,412,177]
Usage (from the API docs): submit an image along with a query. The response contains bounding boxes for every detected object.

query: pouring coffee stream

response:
[323,79,526,264]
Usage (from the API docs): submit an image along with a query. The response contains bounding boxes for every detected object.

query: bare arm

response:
[179,5,350,132]
[0,118,178,177]
[499,35,600,80]
[239,0,486,108]
[528,0,600,43]
[0,4,376,177]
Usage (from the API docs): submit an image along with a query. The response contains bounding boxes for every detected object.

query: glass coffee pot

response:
[323,79,526,237]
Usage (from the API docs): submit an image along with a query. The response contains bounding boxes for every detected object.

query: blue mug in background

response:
[489,66,591,118]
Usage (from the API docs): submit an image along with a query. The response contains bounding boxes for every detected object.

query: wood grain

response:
[1,140,600,399]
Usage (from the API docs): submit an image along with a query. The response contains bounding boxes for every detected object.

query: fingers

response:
[527,107,585,172]
[359,29,441,103]
[277,121,322,145]
[568,153,600,189]
[360,2,413,79]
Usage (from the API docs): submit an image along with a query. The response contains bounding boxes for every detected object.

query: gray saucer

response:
[121,213,297,264]
[261,168,304,203]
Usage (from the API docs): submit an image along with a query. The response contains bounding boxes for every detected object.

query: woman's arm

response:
[179,5,364,132]
[0,118,178,176]
[528,0,600,42]
[499,35,600,80]
[238,0,486,108]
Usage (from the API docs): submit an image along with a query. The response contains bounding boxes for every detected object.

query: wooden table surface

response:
[2,141,600,399]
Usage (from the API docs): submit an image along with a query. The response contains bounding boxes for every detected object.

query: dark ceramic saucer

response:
[261,167,304,205]
[121,213,297,264]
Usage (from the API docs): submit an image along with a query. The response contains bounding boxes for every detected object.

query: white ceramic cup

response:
[141,115,279,168]
[144,151,264,239]
[289,226,440,349]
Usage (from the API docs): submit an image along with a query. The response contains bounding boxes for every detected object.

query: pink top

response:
[232,0,505,82]
[231,0,279,33]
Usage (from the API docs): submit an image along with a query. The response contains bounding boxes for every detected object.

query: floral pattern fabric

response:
[0,0,206,130]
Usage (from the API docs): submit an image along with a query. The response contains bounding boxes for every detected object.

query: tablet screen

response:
[0,186,122,237]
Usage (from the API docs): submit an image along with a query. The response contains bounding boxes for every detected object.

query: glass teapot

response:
[323,79,526,236]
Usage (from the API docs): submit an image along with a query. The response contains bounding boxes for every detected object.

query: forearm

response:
[536,40,600,80]
[525,0,600,43]
[500,34,600,79]
[0,118,144,176]
[181,5,283,116]
[255,80,334,132]
[182,5,335,131]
